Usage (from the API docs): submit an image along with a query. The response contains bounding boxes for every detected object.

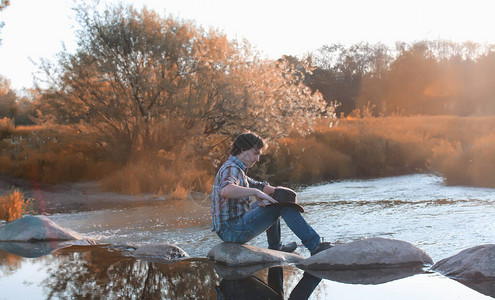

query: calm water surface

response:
[1,174,495,299]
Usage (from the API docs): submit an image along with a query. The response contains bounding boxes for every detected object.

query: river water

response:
[2,173,495,299]
[50,173,495,262]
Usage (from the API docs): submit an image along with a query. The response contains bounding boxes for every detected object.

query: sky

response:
[1,0,495,91]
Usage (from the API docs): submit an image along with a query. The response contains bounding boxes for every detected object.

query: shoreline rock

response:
[0,215,82,242]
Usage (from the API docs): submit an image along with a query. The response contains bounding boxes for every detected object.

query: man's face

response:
[238,147,262,168]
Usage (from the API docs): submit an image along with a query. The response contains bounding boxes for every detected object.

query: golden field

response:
[2,115,495,198]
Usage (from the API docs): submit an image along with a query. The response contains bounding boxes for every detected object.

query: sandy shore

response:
[0,174,210,215]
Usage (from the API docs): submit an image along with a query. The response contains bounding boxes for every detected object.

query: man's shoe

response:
[310,242,333,256]
[280,242,297,253]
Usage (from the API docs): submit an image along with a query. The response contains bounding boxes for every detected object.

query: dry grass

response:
[101,148,214,196]
[94,114,495,190]
[3,115,495,195]
[1,123,216,197]
[170,184,190,200]
[0,125,114,184]
[0,188,35,222]
[264,115,495,188]
[435,133,495,187]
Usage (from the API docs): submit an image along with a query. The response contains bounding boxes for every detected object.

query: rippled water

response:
[298,174,495,262]
[50,173,495,262]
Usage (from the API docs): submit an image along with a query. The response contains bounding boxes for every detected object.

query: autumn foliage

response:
[307,41,495,117]
[22,3,331,197]
[38,4,329,163]
[2,3,495,197]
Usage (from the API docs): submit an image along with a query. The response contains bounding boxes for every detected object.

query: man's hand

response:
[255,189,277,207]
[221,184,278,207]
[262,184,276,195]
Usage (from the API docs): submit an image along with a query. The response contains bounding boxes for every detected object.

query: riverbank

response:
[0,173,210,216]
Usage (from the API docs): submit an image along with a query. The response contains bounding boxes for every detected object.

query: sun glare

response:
[1,0,495,90]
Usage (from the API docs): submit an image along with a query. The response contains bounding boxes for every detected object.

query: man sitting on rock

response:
[211,132,332,255]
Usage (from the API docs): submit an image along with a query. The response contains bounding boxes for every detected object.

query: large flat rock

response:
[299,237,433,271]
[207,243,304,266]
[432,244,495,280]
[0,215,82,242]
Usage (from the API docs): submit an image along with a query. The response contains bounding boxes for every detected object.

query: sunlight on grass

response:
[3,115,495,193]
[0,188,35,222]
[264,115,495,187]
[170,184,189,200]
[101,150,214,196]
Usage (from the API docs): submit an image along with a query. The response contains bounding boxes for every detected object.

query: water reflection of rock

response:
[306,266,426,285]
[218,275,282,299]
[41,246,219,299]
[0,241,67,258]
[431,244,495,299]
[0,244,319,299]
[456,279,495,299]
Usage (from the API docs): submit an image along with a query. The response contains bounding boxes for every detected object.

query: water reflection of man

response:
[216,267,322,300]
[211,132,332,255]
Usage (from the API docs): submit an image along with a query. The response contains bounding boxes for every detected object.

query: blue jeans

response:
[216,204,321,252]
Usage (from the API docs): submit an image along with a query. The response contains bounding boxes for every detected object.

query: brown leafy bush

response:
[0,117,14,139]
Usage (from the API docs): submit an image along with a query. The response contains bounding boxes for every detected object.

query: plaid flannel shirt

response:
[211,155,265,232]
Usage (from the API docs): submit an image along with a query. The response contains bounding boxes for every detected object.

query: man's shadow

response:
[216,266,322,300]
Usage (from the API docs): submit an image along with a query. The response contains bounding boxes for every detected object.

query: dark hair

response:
[231,132,265,156]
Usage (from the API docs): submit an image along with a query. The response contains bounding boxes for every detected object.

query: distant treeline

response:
[301,40,495,117]
[3,40,495,126]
